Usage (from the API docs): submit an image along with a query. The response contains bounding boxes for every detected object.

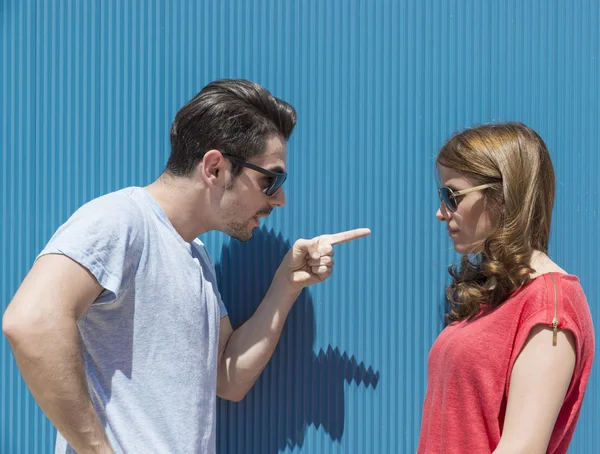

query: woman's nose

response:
[436,202,451,221]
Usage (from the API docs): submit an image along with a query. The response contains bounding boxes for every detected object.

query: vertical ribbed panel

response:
[1,1,598,453]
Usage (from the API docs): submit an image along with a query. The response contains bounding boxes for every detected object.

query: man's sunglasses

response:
[437,183,494,212]
[221,153,287,196]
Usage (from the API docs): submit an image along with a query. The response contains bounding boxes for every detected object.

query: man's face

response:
[218,135,287,241]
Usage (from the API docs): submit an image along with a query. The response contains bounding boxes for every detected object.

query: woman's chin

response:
[452,241,480,256]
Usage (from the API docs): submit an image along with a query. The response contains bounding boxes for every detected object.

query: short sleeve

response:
[192,240,228,319]
[505,273,580,396]
[38,191,146,303]
[216,285,228,318]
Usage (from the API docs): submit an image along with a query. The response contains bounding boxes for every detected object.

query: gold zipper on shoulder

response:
[550,272,558,346]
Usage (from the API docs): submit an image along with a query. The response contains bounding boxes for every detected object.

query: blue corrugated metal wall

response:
[1,1,598,453]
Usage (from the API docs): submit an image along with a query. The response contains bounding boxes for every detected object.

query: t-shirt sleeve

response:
[194,242,228,319]
[505,274,582,396]
[203,255,228,318]
[38,192,145,303]
[216,284,228,318]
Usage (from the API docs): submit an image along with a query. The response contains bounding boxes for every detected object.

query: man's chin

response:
[235,230,254,242]
[224,218,261,242]
[228,227,254,242]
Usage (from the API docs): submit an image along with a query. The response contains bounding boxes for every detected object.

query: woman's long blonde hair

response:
[437,122,556,322]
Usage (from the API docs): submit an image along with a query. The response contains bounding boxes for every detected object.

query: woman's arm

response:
[493,325,576,454]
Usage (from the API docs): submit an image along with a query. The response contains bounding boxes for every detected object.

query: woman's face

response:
[436,165,496,254]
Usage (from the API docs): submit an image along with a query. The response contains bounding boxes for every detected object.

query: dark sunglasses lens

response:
[439,188,457,212]
[266,174,287,196]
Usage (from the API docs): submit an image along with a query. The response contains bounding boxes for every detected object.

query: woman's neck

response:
[529,250,567,279]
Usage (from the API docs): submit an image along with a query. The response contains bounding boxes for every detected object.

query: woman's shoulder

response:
[525,272,593,336]
[525,252,590,312]
[504,271,578,316]
[528,259,586,308]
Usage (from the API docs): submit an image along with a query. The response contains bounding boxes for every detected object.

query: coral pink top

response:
[418,273,595,453]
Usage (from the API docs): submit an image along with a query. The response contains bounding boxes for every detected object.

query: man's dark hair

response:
[166,79,297,177]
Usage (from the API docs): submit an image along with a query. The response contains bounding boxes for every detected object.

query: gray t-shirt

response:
[39,187,227,454]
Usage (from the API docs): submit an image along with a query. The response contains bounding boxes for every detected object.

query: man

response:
[2,79,370,453]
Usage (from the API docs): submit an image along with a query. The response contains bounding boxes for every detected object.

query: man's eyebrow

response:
[267,165,286,174]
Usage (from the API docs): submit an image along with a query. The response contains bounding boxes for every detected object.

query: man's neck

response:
[144,174,213,243]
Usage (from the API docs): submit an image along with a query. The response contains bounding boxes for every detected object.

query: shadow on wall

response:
[215,226,380,453]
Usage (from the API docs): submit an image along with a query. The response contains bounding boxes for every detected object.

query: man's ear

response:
[197,149,226,187]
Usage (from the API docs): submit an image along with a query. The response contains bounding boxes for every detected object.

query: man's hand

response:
[216,227,371,401]
[276,228,371,291]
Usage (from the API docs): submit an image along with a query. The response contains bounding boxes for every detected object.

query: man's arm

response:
[216,228,370,402]
[2,254,114,454]
[216,278,300,402]
[492,325,576,454]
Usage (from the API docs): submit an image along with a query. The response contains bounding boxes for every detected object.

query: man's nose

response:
[269,187,286,207]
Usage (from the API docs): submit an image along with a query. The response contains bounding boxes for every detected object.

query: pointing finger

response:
[326,228,371,246]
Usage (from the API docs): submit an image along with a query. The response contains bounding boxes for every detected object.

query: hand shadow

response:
[215,226,380,453]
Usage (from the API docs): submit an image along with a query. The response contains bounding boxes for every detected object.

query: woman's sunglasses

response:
[437,183,494,212]
[221,153,287,196]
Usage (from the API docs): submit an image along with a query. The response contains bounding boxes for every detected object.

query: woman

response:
[418,123,595,453]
